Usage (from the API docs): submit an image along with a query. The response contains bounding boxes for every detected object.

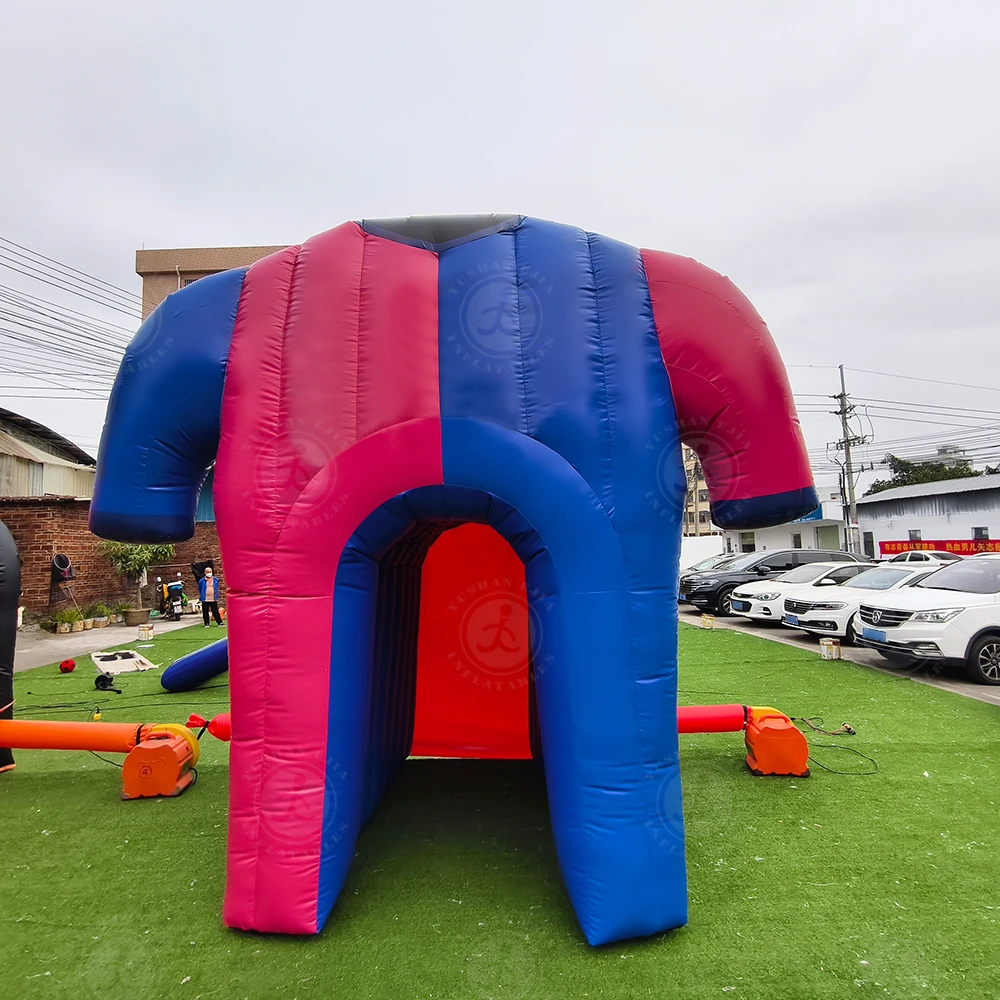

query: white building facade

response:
[856,475,1000,559]
[721,486,846,555]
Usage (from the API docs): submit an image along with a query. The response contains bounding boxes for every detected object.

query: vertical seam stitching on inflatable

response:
[354,234,368,444]
[511,227,531,437]
[252,244,301,931]
[584,233,617,523]
[593,239,663,904]
[636,250,686,901]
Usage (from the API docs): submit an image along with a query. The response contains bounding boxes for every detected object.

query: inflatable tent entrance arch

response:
[90,214,817,946]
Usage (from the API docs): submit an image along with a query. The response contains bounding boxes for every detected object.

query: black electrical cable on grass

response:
[806,743,879,776]
[791,716,856,736]
[88,751,123,768]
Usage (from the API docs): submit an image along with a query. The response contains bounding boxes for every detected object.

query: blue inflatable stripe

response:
[161,638,229,692]
[713,486,821,530]
[433,222,691,944]
[90,268,247,542]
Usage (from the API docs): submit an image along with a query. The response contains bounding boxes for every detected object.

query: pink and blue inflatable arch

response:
[91,216,816,946]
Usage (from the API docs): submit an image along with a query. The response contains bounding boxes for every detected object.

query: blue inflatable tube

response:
[161,638,229,691]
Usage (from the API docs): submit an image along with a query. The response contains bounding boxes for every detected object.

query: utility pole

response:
[835,364,864,553]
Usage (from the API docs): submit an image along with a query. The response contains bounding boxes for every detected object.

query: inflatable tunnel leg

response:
[161,638,229,692]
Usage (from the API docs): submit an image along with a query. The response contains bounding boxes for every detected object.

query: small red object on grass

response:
[186,713,207,729]
[58,659,76,674]
[207,713,231,742]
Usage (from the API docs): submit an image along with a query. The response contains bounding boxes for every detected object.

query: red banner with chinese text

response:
[879,539,1000,556]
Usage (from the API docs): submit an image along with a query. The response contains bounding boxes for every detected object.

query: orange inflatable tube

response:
[0,719,198,764]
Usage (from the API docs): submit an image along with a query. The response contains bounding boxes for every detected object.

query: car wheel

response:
[842,613,859,646]
[715,587,736,617]
[965,635,1000,685]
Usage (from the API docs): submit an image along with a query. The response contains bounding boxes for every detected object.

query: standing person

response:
[199,566,225,628]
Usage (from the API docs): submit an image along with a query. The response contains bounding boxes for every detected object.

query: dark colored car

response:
[679,548,873,616]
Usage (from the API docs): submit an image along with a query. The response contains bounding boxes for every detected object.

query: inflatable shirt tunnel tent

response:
[90,215,817,946]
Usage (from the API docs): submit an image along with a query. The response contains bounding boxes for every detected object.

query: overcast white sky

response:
[1,1,998,490]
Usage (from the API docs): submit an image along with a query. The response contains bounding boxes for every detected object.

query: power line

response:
[0,257,140,317]
[0,237,140,304]
[845,367,1000,395]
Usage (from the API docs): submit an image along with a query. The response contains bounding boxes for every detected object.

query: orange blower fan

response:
[677,703,810,777]
[0,719,201,799]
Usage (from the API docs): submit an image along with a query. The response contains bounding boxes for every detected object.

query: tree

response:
[864,454,982,496]
[97,541,176,609]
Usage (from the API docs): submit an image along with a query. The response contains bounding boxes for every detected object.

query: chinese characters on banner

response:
[879,539,1000,556]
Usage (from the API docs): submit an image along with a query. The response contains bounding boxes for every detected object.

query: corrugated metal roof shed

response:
[858,474,1000,505]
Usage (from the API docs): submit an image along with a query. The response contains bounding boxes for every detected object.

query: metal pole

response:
[838,365,860,552]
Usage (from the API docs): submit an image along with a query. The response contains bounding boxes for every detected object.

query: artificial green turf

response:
[1,623,998,999]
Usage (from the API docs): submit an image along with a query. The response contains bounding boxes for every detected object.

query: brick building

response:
[0,496,222,615]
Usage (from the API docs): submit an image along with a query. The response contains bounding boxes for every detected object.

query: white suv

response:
[730,562,869,622]
[782,564,937,641]
[852,554,1000,684]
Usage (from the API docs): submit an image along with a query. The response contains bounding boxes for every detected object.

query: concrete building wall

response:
[721,490,846,554]
[682,445,719,537]
[136,245,285,318]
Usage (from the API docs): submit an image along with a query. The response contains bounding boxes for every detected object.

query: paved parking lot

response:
[679,606,1000,708]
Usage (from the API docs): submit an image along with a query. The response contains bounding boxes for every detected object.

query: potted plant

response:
[52,607,83,633]
[92,603,111,628]
[110,599,131,624]
[81,603,99,630]
[97,542,176,627]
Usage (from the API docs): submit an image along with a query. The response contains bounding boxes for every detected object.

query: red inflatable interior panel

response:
[412,524,531,759]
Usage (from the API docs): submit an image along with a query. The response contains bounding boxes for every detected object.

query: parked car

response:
[681,552,738,574]
[731,562,870,623]
[882,550,963,565]
[781,564,938,641]
[679,548,871,616]
[852,554,1000,684]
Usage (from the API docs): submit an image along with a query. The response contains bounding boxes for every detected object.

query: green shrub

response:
[51,607,83,624]
[97,541,176,609]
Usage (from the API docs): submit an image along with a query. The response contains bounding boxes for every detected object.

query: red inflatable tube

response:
[677,704,747,734]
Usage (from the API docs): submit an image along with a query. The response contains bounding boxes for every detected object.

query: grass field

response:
[1,623,998,999]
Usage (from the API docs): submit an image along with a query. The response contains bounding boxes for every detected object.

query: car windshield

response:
[720,552,766,571]
[842,567,915,591]
[686,553,735,572]
[775,564,832,584]
[914,559,1000,595]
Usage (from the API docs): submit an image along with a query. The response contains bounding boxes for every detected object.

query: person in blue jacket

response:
[198,566,225,628]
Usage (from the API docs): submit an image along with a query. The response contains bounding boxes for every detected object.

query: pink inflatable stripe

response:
[217,229,441,932]
[641,249,812,503]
